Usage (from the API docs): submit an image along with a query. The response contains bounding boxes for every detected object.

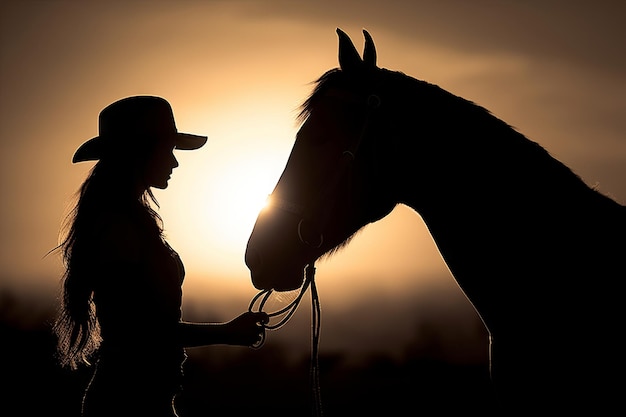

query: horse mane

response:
[299,67,623,209]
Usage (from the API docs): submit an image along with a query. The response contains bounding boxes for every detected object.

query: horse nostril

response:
[245,248,263,272]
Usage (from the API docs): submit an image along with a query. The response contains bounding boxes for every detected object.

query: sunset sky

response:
[2,1,624,358]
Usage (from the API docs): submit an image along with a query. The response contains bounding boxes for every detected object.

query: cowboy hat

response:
[73,96,207,163]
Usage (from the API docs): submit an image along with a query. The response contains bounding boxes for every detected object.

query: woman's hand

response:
[225,311,269,347]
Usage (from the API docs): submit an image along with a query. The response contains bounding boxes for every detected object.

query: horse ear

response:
[362,29,377,68]
[336,28,363,72]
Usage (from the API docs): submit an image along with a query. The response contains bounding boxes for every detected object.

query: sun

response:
[159,147,286,280]
[155,94,301,280]
[161,139,294,281]
[205,158,275,246]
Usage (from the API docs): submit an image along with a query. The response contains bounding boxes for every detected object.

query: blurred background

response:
[1,1,624,415]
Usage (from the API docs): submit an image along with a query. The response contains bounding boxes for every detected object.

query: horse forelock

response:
[297,68,343,124]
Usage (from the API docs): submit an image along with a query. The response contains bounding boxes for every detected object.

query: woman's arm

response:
[176,311,268,348]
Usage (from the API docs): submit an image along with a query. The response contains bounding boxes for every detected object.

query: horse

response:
[244,28,626,414]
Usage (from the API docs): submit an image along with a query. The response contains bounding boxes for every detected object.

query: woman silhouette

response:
[53,96,268,417]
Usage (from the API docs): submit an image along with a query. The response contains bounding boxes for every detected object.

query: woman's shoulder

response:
[95,210,157,263]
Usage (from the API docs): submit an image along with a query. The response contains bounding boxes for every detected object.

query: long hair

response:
[53,156,163,370]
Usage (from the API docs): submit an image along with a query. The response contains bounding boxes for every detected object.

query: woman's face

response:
[144,137,179,189]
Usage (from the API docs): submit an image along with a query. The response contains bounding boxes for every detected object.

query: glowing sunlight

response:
[157,96,298,280]
[201,158,272,247]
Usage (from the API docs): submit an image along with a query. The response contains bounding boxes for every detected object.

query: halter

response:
[248,89,381,416]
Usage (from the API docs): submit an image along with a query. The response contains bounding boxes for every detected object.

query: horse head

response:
[245,29,399,291]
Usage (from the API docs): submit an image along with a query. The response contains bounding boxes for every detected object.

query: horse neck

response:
[384,80,600,216]
[393,99,613,223]
[391,109,623,331]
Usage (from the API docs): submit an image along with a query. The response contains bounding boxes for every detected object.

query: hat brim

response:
[175,132,208,150]
[72,132,208,163]
[72,136,103,163]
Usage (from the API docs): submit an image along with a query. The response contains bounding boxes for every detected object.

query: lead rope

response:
[248,263,322,417]
[308,264,322,417]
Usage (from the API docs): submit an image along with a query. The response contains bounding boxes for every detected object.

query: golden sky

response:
[1,1,624,349]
